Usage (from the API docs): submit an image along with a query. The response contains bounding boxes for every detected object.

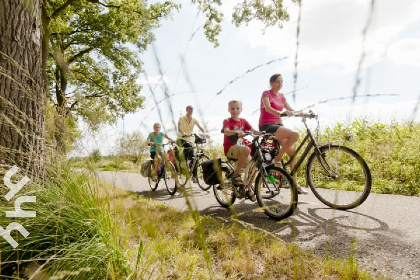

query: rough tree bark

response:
[0,0,46,178]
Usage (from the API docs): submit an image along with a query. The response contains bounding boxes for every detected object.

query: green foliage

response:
[319,119,420,196]
[191,0,300,47]
[232,0,301,29]
[117,131,149,163]
[44,0,180,130]
[89,148,102,163]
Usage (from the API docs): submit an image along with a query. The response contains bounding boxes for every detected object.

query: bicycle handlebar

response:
[280,110,317,119]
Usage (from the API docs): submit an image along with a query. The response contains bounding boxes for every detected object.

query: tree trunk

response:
[54,59,68,156]
[0,0,46,178]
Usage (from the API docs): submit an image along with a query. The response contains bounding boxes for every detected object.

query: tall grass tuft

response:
[0,163,130,279]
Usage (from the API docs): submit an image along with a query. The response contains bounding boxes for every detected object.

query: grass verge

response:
[1,165,389,279]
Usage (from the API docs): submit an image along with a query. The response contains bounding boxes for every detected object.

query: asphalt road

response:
[94,170,420,280]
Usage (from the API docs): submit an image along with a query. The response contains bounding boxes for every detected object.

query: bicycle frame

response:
[177,134,206,174]
[225,133,275,190]
[282,117,334,178]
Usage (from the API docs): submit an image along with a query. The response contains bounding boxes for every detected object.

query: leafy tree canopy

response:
[45,0,180,129]
[43,0,299,144]
[192,0,301,47]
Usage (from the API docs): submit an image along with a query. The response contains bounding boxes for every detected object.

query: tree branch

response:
[51,0,79,19]
[68,47,94,64]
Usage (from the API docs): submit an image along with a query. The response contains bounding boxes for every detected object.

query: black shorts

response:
[150,151,162,160]
[150,151,156,160]
[259,123,284,134]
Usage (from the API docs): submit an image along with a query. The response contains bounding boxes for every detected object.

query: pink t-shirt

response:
[221,118,252,155]
[258,90,286,126]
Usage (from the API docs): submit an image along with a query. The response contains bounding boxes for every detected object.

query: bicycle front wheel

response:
[306,145,372,210]
[213,167,236,208]
[196,155,211,191]
[255,166,297,220]
[164,161,178,195]
[148,176,159,191]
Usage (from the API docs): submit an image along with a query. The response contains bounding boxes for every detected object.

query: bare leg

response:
[286,146,308,194]
[154,156,161,177]
[274,127,299,162]
[285,146,298,184]
[234,146,250,175]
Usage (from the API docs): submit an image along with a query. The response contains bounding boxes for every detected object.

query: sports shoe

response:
[297,185,308,195]
[245,189,256,202]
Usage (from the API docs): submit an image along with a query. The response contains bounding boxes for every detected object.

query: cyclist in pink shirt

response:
[258,74,308,194]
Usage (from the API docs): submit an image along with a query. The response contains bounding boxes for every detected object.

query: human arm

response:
[223,127,246,138]
[196,122,205,134]
[178,118,186,136]
[146,134,155,146]
[164,134,175,143]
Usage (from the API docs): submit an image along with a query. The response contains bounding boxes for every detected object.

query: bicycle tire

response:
[174,159,188,187]
[148,176,159,191]
[306,145,372,210]
[195,155,211,190]
[255,166,297,220]
[164,161,178,195]
[213,166,236,207]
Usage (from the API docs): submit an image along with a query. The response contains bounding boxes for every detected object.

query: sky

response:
[73,0,420,156]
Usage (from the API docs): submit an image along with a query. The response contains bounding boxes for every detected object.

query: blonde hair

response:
[228,99,242,108]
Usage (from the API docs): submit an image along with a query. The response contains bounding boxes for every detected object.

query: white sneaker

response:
[297,186,308,195]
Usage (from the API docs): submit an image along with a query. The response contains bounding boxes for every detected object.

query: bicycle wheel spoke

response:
[164,162,177,195]
[307,145,371,209]
[256,166,297,220]
[196,155,212,191]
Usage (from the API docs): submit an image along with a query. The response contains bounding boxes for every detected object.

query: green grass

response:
[0,164,129,279]
[1,164,389,279]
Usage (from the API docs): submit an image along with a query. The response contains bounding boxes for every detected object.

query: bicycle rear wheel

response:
[213,167,236,208]
[195,155,211,191]
[164,161,178,195]
[255,166,297,220]
[306,145,372,210]
[174,160,188,186]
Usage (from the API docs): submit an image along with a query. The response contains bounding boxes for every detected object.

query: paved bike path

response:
[94,170,420,280]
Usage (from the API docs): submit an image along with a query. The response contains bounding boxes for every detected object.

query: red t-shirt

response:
[259,90,286,126]
[221,118,252,155]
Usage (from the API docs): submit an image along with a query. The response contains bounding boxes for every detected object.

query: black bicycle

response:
[174,133,211,190]
[278,111,372,210]
[147,143,178,195]
[204,131,298,220]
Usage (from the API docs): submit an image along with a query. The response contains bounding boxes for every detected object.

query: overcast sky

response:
[74,0,420,156]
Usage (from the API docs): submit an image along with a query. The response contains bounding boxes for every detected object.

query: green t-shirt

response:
[148,132,164,152]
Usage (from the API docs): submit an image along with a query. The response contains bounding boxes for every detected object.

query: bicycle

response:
[147,142,178,195]
[174,133,211,190]
[276,110,372,210]
[204,131,298,220]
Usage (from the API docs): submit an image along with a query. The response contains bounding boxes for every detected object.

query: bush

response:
[89,148,102,163]
[319,119,420,196]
